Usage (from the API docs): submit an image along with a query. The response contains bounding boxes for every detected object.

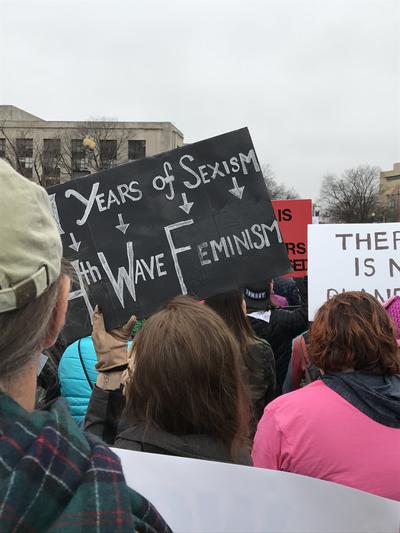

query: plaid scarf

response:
[0,393,170,532]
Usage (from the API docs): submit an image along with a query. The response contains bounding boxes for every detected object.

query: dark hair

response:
[0,258,72,380]
[310,291,400,375]
[205,289,259,371]
[124,295,251,462]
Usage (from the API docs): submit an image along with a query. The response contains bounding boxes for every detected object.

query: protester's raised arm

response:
[274,305,308,339]
[84,307,136,443]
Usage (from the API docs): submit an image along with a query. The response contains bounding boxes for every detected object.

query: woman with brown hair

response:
[85,295,252,464]
[252,291,400,501]
[205,289,276,429]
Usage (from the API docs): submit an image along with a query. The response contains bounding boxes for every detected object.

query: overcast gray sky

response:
[1,0,399,199]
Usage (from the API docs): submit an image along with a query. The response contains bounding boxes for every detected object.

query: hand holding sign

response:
[92,305,136,372]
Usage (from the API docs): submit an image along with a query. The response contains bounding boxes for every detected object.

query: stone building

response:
[0,105,184,186]
[380,162,400,221]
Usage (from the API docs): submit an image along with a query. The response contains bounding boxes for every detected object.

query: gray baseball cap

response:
[0,160,62,312]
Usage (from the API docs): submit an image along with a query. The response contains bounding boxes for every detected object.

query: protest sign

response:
[308,223,400,319]
[48,128,291,342]
[272,199,312,276]
[114,449,400,533]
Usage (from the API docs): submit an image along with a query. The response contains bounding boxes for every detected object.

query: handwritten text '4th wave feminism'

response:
[69,219,283,314]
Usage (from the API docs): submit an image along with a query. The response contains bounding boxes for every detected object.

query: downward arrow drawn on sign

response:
[115,213,130,234]
[229,177,245,199]
[179,193,194,214]
[68,232,81,252]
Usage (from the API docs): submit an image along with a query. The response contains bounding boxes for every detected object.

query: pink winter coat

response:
[252,380,400,501]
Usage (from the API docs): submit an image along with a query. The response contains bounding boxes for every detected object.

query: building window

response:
[388,196,398,209]
[16,138,33,178]
[99,139,117,168]
[128,140,146,160]
[43,139,61,178]
[71,138,90,174]
[0,138,5,159]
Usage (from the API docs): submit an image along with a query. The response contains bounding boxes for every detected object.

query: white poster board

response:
[113,449,400,533]
[308,223,400,319]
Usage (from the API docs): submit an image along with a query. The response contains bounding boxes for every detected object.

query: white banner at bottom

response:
[113,449,400,533]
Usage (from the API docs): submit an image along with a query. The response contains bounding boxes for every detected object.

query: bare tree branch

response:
[78,119,131,172]
[262,164,299,200]
[0,116,134,187]
[319,165,384,222]
[0,122,28,175]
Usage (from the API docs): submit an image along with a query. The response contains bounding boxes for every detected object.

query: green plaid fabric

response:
[0,393,171,532]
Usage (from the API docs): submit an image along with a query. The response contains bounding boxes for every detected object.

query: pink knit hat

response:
[383,296,400,346]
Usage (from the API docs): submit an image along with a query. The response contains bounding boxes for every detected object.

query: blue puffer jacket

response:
[58,337,98,424]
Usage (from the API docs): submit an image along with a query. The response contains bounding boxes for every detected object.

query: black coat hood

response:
[322,372,400,428]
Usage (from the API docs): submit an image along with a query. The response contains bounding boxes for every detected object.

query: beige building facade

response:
[380,162,400,221]
[0,105,184,186]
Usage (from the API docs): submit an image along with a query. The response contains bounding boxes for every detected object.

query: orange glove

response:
[92,305,136,372]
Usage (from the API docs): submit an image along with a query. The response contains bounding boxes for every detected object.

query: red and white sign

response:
[272,199,312,277]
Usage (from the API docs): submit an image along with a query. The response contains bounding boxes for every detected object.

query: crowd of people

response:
[0,159,399,531]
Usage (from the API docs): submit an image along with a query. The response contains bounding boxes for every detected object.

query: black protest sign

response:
[48,128,291,343]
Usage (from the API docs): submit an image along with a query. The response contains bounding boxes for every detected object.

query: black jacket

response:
[85,387,252,465]
[245,340,276,427]
[248,306,308,394]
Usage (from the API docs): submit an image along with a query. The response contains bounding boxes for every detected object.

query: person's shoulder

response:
[45,397,93,443]
[4,393,94,458]
[270,306,308,330]
[272,305,305,317]
[60,336,96,364]
[266,381,328,414]
[252,337,272,349]
[250,338,274,358]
